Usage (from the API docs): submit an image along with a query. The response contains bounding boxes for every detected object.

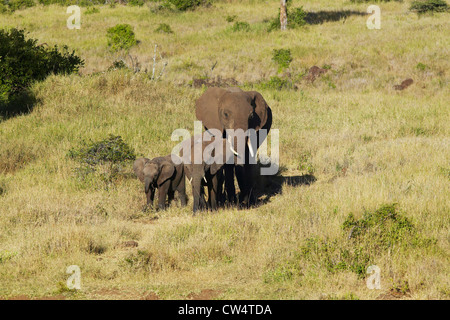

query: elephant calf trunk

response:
[145,177,152,194]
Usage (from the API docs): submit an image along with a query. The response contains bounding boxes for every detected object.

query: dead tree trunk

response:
[280,0,288,31]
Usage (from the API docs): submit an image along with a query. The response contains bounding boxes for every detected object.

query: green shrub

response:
[67,135,136,189]
[272,48,292,72]
[0,2,9,13]
[225,14,237,22]
[37,0,103,5]
[296,204,437,279]
[68,135,136,167]
[107,60,129,71]
[257,76,294,91]
[165,0,211,11]
[106,24,137,53]
[298,153,315,175]
[410,0,449,14]
[416,62,428,70]
[350,0,402,2]
[85,6,100,14]
[5,0,35,11]
[128,0,145,6]
[289,7,307,27]
[155,23,174,34]
[0,28,84,109]
[231,21,250,32]
[268,6,307,31]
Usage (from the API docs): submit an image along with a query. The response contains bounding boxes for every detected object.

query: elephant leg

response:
[177,188,187,207]
[217,169,225,207]
[191,177,202,214]
[168,190,175,207]
[209,174,219,211]
[176,175,188,207]
[224,163,236,205]
[145,187,155,211]
[200,185,209,210]
[158,182,170,210]
[235,164,249,207]
[246,163,257,206]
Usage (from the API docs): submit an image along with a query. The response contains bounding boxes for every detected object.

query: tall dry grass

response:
[0,1,448,299]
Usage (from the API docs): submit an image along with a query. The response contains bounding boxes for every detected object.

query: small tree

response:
[0,28,84,113]
[106,24,137,53]
[280,0,288,30]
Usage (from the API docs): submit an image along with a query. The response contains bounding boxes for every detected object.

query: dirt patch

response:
[376,291,411,300]
[142,292,160,300]
[304,66,328,82]
[187,289,222,300]
[5,295,66,300]
[91,288,159,300]
[92,288,123,297]
[393,78,413,90]
[118,240,139,248]
[192,76,239,88]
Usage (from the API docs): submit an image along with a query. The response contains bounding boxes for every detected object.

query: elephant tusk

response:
[227,136,239,156]
[203,176,207,183]
[247,139,255,158]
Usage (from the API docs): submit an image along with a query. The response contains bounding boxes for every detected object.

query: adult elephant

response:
[195,87,272,207]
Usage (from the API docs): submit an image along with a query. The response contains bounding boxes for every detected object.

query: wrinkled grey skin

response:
[195,87,272,207]
[133,155,187,210]
[180,135,233,214]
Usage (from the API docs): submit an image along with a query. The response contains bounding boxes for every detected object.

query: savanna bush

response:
[106,24,137,53]
[225,14,237,22]
[410,0,449,14]
[85,6,100,14]
[128,0,145,6]
[272,48,292,72]
[38,0,102,5]
[256,76,294,91]
[268,6,307,32]
[67,135,136,188]
[0,28,83,107]
[4,0,35,11]
[231,21,250,32]
[155,23,174,34]
[350,0,402,2]
[267,204,437,281]
[165,0,212,11]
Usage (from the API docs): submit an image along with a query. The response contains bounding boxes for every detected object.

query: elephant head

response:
[195,87,272,157]
[133,157,175,193]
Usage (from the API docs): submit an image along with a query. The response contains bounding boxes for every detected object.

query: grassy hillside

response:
[0,0,449,299]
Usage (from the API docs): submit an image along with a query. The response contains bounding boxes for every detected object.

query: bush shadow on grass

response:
[305,10,367,25]
[0,90,38,121]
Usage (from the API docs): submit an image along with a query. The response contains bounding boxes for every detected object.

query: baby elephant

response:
[180,134,234,213]
[133,155,187,210]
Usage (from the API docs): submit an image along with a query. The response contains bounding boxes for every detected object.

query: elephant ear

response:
[133,158,149,183]
[195,87,229,130]
[157,161,175,186]
[247,91,269,130]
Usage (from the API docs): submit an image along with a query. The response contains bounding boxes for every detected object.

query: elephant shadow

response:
[250,164,317,207]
